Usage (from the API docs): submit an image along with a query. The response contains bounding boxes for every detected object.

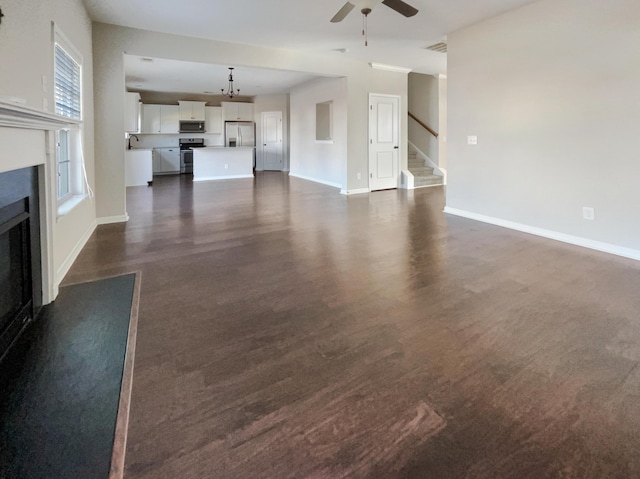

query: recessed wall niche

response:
[315,101,333,142]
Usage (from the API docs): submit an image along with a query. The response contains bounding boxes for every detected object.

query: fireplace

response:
[0,166,41,362]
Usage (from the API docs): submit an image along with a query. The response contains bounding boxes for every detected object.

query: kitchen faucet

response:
[128,134,140,150]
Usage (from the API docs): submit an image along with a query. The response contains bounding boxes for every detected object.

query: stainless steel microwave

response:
[179,121,205,133]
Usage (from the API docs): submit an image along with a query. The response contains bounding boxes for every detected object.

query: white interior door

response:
[369,94,400,191]
[262,111,283,171]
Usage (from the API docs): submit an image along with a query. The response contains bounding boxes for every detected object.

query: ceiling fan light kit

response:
[331,0,419,46]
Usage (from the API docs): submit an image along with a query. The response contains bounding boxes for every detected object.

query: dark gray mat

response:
[0,274,135,479]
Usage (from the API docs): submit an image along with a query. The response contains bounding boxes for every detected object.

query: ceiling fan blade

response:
[381,0,418,17]
[330,2,356,23]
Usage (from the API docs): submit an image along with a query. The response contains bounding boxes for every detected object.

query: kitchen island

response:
[193,147,254,182]
[125,148,153,187]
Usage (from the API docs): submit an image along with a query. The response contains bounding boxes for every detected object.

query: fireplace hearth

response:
[0,166,41,362]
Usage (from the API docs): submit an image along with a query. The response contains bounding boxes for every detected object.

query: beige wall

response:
[0,0,96,290]
[290,77,347,188]
[137,92,254,105]
[408,73,439,164]
[438,75,447,170]
[447,0,640,254]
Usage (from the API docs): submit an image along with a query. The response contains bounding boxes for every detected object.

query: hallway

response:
[65,173,640,478]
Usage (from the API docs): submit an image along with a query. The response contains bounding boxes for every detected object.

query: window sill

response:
[315,140,334,144]
[57,194,88,219]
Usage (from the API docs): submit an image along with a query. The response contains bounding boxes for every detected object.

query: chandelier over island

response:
[221,67,240,98]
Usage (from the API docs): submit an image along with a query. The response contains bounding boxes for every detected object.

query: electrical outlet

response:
[224,164,228,169]
[467,136,478,145]
[357,172,361,180]
[583,207,595,220]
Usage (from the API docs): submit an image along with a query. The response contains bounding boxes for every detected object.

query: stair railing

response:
[408,112,438,139]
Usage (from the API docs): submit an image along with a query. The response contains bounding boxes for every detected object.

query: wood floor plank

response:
[64,173,640,478]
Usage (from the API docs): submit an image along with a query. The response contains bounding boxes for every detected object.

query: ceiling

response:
[85,0,540,95]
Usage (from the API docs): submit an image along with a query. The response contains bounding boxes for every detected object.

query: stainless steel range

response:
[179,138,205,174]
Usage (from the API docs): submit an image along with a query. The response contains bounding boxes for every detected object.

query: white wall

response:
[408,73,439,163]
[0,0,96,291]
[253,94,290,171]
[290,78,347,188]
[92,23,409,216]
[446,0,640,256]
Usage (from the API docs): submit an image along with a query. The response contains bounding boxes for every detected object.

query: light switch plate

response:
[583,207,595,220]
[467,136,478,145]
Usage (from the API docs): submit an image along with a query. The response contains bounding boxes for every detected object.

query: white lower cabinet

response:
[153,147,180,174]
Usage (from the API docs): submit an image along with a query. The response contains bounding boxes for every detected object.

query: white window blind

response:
[54,44,81,120]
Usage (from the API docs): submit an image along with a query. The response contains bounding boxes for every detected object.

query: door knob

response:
[394,146,399,149]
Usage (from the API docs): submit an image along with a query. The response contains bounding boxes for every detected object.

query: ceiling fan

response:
[331,0,419,23]
[330,0,419,46]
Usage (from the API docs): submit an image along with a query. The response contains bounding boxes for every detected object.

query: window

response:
[54,43,81,121]
[56,130,71,198]
[53,28,82,204]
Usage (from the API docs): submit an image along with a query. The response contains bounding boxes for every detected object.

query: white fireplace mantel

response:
[0,100,80,130]
[0,100,83,305]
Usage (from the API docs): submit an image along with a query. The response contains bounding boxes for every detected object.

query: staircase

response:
[408,150,443,188]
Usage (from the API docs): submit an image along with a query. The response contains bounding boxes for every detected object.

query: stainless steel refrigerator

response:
[225,121,255,147]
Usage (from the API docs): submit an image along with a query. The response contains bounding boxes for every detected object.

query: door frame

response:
[368,93,401,191]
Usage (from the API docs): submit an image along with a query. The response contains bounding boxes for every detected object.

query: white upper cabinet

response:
[125,92,141,133]
[160,106,180,133]
[142,104,160,133]
[221,102,254,122]
[205,106,223,134]
[178,101,206,121]
[142,105,180,134]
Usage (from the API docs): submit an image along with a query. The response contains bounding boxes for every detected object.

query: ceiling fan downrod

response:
[361,7,371,46]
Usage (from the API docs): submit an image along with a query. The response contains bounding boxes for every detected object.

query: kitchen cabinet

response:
[124,92,141,133]
[221,102,254,122]
[152,147,180,174]
[142,104,179,133]
[125,149,153,186]
[178,101,206,121]
[205,106,223,134]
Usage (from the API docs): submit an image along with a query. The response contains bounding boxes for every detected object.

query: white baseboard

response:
[340,188,370,195]
[193,174,253,182]
[400,170,414,190]
[56,219,97,286]
[289,172,341,189]
[97,214,129,225]
[444,207,640,261]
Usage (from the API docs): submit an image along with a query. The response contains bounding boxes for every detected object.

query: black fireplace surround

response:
[0,166,42,362]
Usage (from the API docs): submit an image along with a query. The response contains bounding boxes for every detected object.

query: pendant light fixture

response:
[221,67,240,98]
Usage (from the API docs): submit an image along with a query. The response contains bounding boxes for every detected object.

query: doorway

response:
[261,111,283,171]
[368,94,400,191]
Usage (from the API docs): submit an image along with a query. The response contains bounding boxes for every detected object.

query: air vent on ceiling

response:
[425,42,447,53]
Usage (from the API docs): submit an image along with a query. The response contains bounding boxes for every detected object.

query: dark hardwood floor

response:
[64,173,640,478]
